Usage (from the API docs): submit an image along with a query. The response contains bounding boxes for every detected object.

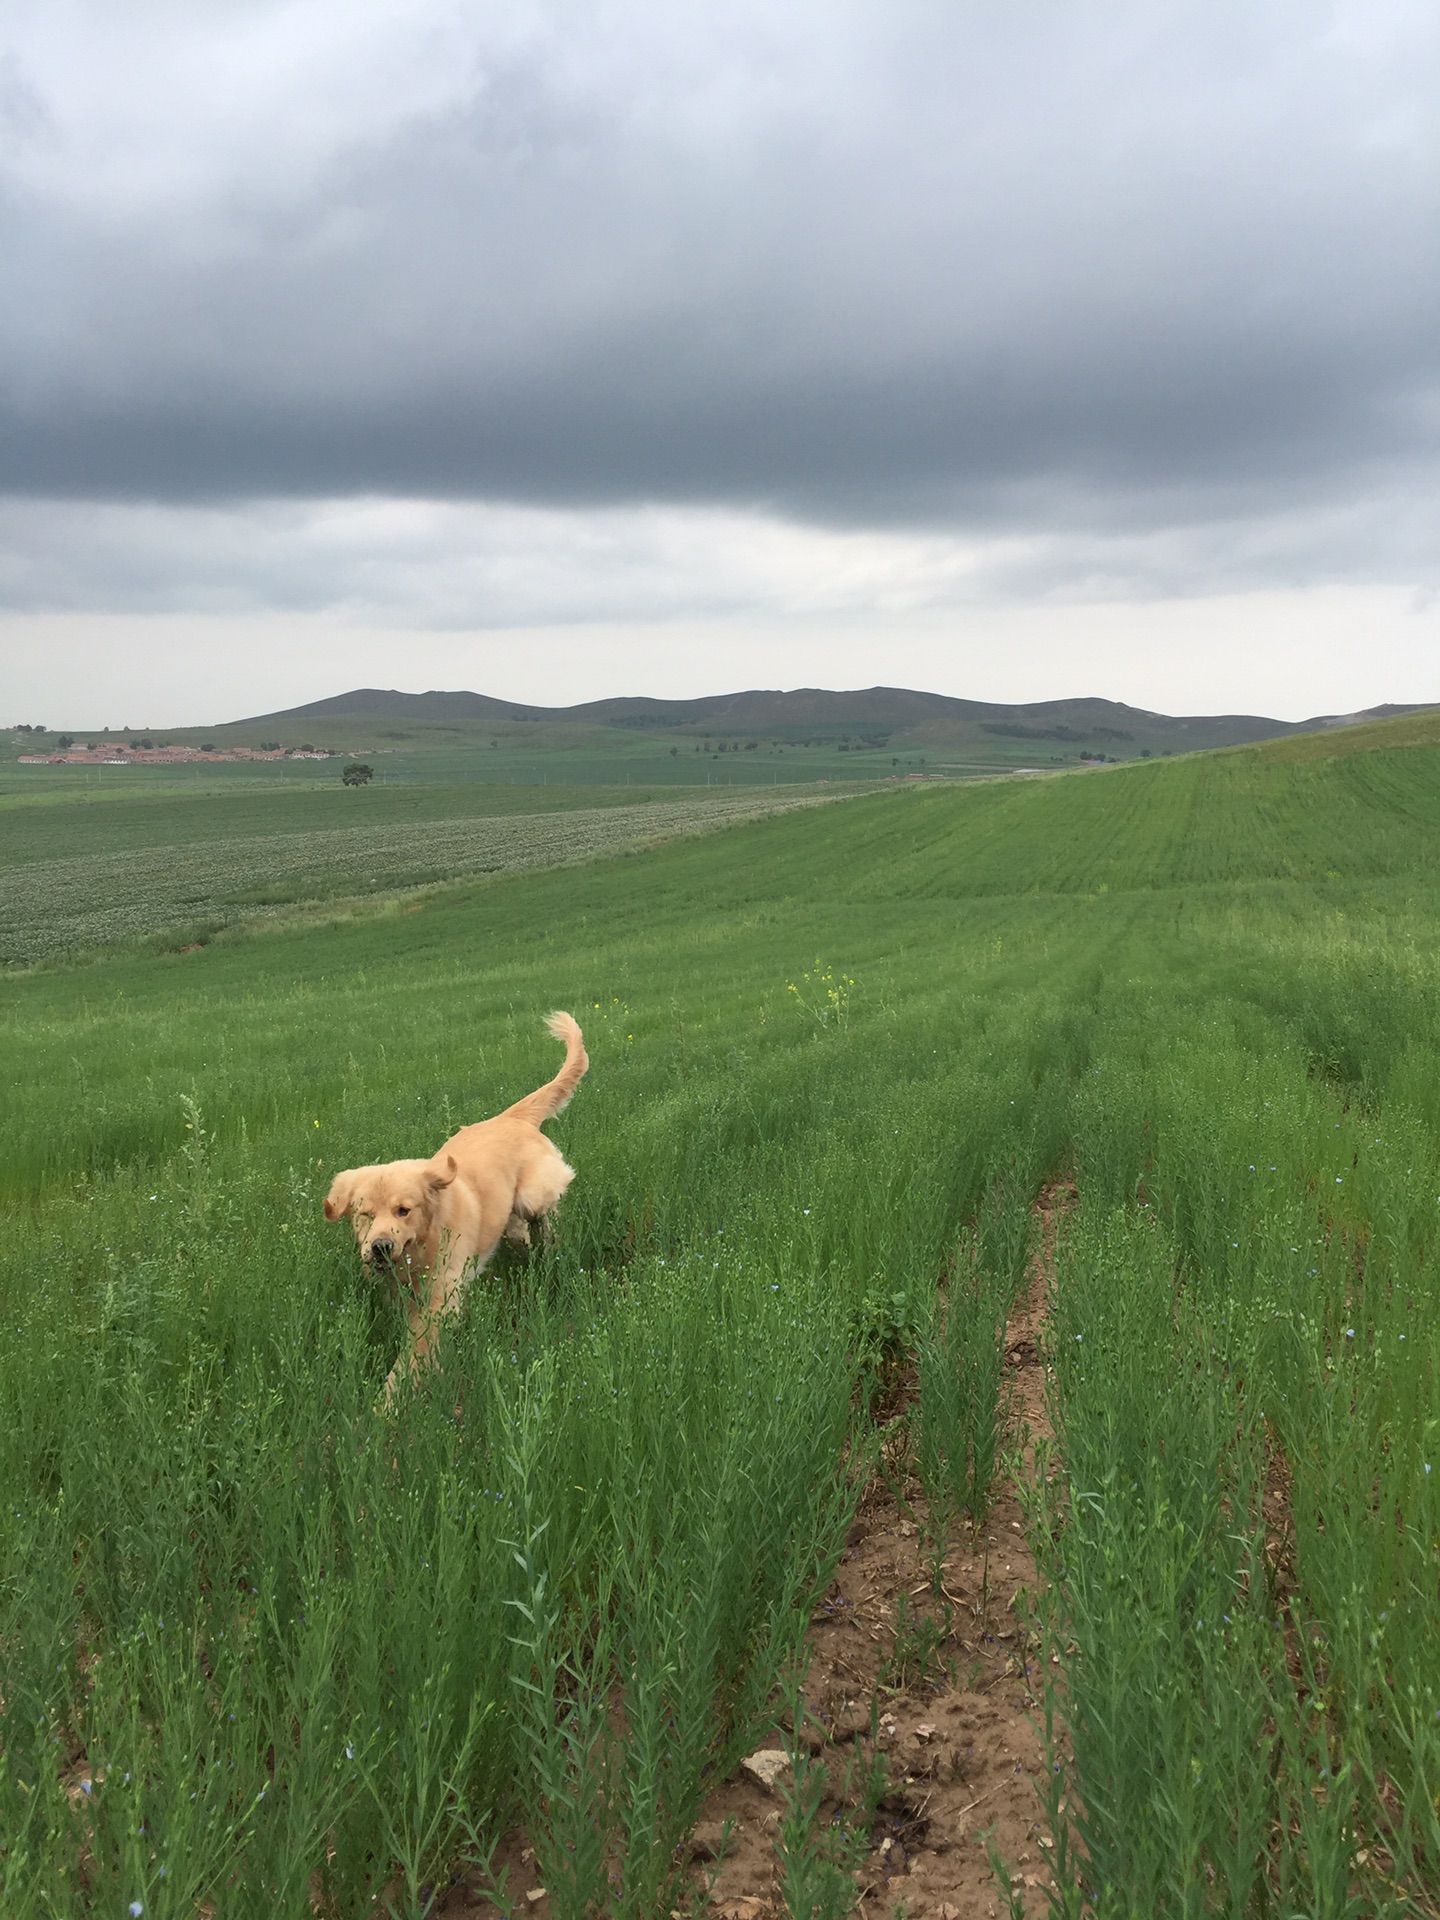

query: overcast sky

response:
[2,0,1437,725]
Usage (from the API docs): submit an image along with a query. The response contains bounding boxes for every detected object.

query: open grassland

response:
[3,723,1440,1915]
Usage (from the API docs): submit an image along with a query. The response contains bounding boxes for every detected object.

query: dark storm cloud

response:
[1,0,1437,597]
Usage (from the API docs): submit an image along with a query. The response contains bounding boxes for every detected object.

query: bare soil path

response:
[682,1180,1072,1920]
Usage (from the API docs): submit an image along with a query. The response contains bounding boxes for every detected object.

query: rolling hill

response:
[228,684,1435,759]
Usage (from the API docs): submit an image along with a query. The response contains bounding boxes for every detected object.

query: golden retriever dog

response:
[324,1012,587,1402]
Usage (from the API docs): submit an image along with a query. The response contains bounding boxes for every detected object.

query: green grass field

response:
[3,714,1440,1915]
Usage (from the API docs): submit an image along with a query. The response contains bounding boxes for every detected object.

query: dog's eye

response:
[395,1205,410,1218]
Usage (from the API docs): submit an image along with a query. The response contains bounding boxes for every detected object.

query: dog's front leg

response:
[379,1292,447,1408]
[381,1256,470,1408]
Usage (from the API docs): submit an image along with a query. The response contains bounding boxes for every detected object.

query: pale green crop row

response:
[0,786,843,966]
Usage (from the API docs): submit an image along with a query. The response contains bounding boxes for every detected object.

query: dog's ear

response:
[324,1169,357,1222]
[425,1154,457,1194]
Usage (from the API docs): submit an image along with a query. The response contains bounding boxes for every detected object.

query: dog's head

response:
[323,1155,457,1270]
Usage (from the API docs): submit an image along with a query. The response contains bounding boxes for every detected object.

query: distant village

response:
[13,732,335,767]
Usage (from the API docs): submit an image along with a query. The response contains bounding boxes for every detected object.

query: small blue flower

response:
[130,1905,144,1918]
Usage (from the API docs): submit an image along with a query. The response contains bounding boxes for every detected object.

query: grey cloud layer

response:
[3,1,1437,544]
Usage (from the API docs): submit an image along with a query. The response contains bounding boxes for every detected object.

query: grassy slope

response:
[12,718,1440,969]
[4,735,1439,1186]
[3,718,1439,1913]
[1256,702,1440,760]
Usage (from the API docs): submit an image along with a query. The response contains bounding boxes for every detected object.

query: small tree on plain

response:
[342,763,374,786]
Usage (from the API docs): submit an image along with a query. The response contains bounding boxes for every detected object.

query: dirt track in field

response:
[687,1182,1070,1920]
[449,1182,1073,1920]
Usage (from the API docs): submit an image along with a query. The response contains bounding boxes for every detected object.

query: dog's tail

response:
[505,1011,589,1125]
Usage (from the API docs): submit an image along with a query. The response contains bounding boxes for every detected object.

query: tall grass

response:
[915,1168,1038,1523]
[1030,925,1440,1915]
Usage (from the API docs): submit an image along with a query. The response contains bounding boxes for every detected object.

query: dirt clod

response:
[739,1749,791,1792]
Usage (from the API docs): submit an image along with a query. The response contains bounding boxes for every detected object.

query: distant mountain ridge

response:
[234,685,1435,757]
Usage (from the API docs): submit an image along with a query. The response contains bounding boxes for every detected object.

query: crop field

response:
[0,783,862,968]
[3,717,1440,1916]
[0,728,951,795]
